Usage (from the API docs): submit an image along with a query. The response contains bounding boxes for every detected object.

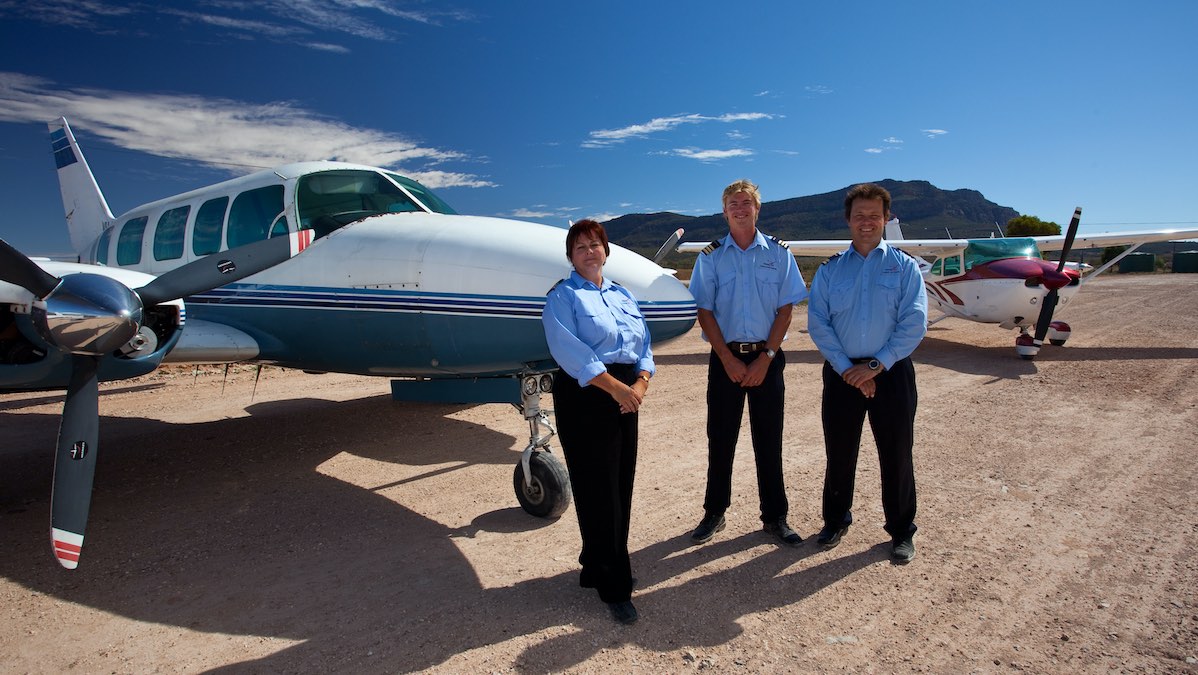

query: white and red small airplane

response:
[679,210,1198,359]
[1,118,697,568]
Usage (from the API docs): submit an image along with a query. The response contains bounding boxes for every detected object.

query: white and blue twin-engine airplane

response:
[0,118,697,569]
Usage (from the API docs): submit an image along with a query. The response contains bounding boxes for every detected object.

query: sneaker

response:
[891,537,915,563]
[816,523,850,550]
[690,513,726,544]
[763,518,803,547]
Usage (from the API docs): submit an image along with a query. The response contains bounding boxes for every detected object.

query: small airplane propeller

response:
[1031,207,1082,351]
[0,234,302,568]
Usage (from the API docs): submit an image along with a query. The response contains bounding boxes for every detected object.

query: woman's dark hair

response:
[565,219,610,260]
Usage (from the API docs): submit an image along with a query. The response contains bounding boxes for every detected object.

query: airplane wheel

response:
[513,450,571,519]
[1049,339,1067,346]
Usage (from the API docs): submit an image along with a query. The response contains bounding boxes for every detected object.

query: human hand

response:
[842,364,880,389]
[740,353,771,388]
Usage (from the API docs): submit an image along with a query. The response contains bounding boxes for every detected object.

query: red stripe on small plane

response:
[54,539,83,554]
[298,229,312,252]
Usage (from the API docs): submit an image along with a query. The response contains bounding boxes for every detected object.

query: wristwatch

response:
[639,374,651,383]
[867,359,881,371]
[765,348,777,360]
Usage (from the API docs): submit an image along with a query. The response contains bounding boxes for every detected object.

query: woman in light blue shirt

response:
[542,219,654,626]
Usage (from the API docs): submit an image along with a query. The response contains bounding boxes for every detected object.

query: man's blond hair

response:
[722,179,761,208]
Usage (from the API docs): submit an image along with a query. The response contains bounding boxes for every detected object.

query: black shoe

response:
[816,524,849,550]
[608,600,639,625]
[762,518,803,547]
[690,513,725,544]
[891,537,915,564]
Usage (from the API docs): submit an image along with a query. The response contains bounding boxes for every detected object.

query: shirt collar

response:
[569,269,611,291]
[844,239,892,261]
[722,229,769,252]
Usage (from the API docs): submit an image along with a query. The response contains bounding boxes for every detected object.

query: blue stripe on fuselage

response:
[184,284,696,376]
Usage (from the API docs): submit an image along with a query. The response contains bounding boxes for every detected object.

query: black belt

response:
[728,341,768,354]
[850,357,873,364]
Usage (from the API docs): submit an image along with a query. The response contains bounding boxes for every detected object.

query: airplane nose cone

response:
[33,274,143,355]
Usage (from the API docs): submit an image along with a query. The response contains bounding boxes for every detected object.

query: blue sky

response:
[1,1,1196,257]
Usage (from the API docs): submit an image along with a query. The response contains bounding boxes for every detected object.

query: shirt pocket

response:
[829,279,855,314]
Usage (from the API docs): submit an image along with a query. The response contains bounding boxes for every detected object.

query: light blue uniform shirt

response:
[690,230,808,343]
[807,241,928,374]
[542,271,655,386]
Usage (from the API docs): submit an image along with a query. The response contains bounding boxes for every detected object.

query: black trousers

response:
[820,357,918,540]
[703,349,789,522]
[553,363,638,604]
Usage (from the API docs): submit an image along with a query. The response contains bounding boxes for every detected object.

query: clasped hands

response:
[721,352,772,389]
[842,363,880,398]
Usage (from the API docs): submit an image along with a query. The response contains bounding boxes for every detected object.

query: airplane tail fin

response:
[884,217,905,241]
[49,118,114,258]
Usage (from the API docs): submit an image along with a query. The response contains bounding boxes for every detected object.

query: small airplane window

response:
[943,256,961,276]
[228,185,284,249]
[930,259,943,275]
[95,227,113,265]
[116,216,148,266]
[269,214,290,238]
[193,197,228,256]
[153,205,189,261]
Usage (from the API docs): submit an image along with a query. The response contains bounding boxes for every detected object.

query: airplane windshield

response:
[384,172,457,215]
[963,237,1041,270]
[296,169,455,238]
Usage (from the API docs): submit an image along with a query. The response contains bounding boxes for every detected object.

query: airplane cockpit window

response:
[228,185,285,249]
[153,205,189,261]
[194,196,228,256]
[116,216,148,266]
[943,255,962,276]
[297,170,429,238]
[95,226,113,265]
[964,238,1039,271]
[384,172,458,215]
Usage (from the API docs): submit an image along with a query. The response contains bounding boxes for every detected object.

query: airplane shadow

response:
[913,336,1038,379]
[0,382,165,411]
[0,391,895,672]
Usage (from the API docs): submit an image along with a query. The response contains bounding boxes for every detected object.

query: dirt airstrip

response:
[1,274,1196,673]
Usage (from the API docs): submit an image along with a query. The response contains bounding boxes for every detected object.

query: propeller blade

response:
[1033,208,1082,348]
[136,233,301,306]
[50,354,101,569]
[0,238,60,298]
[652,228,685,265]
[1055,207,1082,273]
[1032,288,1060,344]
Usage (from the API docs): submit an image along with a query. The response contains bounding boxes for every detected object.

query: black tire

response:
[513,450,571,519]
[1049,339,1067,346]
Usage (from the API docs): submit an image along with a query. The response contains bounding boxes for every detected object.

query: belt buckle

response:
[736,342,752,353]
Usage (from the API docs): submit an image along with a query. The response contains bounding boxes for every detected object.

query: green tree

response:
[1006,215,1061,236]
[1101,246,1127,265]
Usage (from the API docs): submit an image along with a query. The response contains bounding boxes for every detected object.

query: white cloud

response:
[0,72,494,189]
[883,137,903,144]
[585,112,774,147]
[923,129,948,138]
[671,147,754,162]
[806,85,832,95]
[864,148,884,154]
[1,1,475,51]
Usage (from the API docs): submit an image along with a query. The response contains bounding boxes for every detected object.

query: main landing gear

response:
[512,372,571,518]
[1015,321,1072,360]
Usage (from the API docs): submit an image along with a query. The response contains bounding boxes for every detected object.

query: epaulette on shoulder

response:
[766,234,790,250]
[896,247,917,260]
[547,278,566,293]
[700,239,722,255]
[820,252,843,266]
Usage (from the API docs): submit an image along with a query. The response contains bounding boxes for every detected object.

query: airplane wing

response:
[1034,228,1198,251]
[677,238,969,258]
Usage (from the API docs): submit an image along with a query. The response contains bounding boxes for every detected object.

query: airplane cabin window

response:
[943,256,961,276]
[228,185,284,249]
[96,227,113,265]
[154,205,189,261]
[297,170,450,238]
[930,259,943,276]
[193,196,228,256]
[116,216,148,266]
[385,172,458,215]
[269,215,290,238]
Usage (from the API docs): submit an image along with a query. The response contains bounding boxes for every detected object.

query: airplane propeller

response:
[1030,207,1082,352]
[0,234,302,568]
[652,228,685,265]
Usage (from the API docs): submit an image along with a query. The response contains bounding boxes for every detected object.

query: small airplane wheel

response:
[1049,339,1067,346]
[513,450,572,519]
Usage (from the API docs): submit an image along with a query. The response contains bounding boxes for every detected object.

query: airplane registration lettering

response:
[70,441,88,460]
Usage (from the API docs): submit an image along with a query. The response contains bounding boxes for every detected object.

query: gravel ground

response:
[1,274,1196,673]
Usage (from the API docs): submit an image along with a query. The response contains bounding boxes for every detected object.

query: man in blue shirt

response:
[807,183,928,563]
[688,179,809,547]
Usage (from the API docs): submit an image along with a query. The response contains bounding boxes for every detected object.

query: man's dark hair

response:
[844,183,891,219]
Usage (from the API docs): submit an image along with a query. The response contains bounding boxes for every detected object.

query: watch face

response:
[868,359,880,370]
